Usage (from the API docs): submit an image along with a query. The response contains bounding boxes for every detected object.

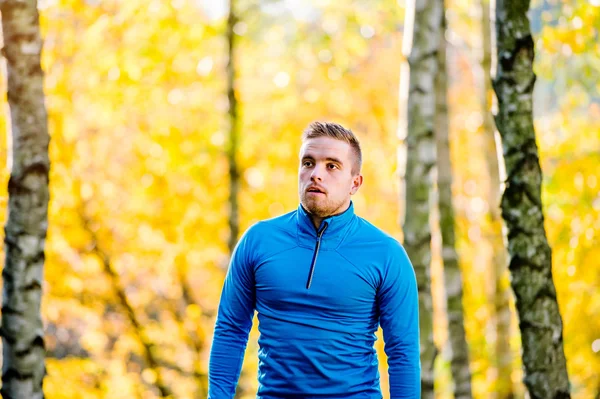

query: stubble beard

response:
[300,192,346,218]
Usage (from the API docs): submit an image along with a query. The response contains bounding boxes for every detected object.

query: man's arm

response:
[378,239,421,398]
[208,226,257,399]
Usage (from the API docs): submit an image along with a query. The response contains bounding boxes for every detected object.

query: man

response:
[209,121,420,398]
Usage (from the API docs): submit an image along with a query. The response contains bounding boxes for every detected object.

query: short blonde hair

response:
[302,121,362,174]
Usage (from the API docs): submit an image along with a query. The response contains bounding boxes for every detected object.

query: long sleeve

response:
[208,227,257,399]
[378,240,421,399]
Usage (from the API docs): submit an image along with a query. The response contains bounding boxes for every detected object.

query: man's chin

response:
[301,198,329,217]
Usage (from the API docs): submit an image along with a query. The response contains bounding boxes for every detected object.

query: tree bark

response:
[0,1,49,397]
[478,0,514,396]
[435,7,473,399]
[492,0,570,397]
[399,0,443,397]
[226,0,240,255]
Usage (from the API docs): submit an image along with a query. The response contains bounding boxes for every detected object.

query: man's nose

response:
[310,164,324,181]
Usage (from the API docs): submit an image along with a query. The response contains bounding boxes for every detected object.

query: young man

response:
[208,121,420,398]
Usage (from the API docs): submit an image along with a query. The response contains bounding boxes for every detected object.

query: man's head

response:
[298,121,363,221]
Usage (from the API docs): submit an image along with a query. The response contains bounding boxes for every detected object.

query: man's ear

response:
[350,174,363,195]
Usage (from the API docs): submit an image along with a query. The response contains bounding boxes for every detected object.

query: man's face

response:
[298,136,363,218]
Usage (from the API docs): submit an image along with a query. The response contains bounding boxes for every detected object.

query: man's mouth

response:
[307,187,326,195]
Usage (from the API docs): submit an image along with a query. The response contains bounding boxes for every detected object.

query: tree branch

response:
[79,211,173,398]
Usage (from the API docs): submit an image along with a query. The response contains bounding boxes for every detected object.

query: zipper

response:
[306,222,328,289]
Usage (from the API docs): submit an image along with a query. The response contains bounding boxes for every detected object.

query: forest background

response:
[0,0,598,398]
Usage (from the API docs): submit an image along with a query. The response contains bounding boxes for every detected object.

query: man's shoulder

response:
[352,216,399,246]
[345,216,409,263]
[235,210,299,263]
[240,209,298,254]
[246,209,297,236]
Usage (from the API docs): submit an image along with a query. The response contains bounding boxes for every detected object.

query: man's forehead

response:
[300,137,351,157]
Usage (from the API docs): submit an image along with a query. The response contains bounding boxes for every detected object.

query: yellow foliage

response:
[45,358,103,399]
[0,0,595,398]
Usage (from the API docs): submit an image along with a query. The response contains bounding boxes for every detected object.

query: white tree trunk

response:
[398,0,443,397]
[435,8,473,398]
[1,1,49,397]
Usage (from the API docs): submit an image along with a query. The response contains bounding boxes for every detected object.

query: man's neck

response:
[304,201,351,231]
[309,215,323,231]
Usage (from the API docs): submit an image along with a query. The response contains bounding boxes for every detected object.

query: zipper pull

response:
[317,221,328,237]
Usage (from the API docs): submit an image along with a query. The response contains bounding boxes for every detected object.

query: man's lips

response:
[306,187,326,194]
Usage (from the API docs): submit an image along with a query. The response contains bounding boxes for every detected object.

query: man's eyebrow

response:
[325,157,343,164]
[301,155,343,164]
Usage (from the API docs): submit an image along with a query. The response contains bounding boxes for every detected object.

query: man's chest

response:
[254,246,381,317]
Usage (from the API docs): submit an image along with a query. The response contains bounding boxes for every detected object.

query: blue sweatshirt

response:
[209,202,420,398]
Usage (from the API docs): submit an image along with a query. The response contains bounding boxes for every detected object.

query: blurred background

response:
[0,0,598,397]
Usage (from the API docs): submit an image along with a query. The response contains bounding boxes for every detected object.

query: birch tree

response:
[478,0,514,396]
[0,1,49,397]
[435,6,473,398]
[399,0,443,396]
[492,0,571,396]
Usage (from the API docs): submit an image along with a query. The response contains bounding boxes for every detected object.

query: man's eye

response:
[303,161,313,167]
[327,164,338,169]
